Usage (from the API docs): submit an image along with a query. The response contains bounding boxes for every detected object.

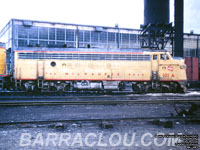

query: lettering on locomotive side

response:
[62,63,66,67]
[162,73,175,78]
[163,73,169,78]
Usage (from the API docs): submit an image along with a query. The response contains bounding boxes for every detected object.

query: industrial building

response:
[0,19,141,50]
[0,19,199,57]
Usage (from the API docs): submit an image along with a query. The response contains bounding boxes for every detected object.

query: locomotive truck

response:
[0,47,187,93]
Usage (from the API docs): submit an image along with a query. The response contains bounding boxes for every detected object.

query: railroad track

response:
[0,97,200,106]
[0,116,199,126]
[1,91,200,99]
[0,88,200,96]
[0,90,200,106]
[0,91,132,96]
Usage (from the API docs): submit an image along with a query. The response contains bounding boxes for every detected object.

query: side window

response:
[160,54,169,60]
[153,55,157,60]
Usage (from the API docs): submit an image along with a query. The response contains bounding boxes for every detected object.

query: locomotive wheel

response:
[178,87,187,93]
[147,87,153,93]
[49,86,56,91]
[133,86,140,94]
[64,84,71,91]
[161,87,170,93]
[132,84,145,94]
[119,82,125,91]
[176,84,186,93]
[34,87,41,93]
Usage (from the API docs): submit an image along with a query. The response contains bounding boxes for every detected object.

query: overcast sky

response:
[0,0,199,34]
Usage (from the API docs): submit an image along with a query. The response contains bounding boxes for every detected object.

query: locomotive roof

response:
[15,47,169,53]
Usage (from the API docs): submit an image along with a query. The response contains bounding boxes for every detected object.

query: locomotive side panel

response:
[123,61,151,81]
[15,59,152,81]
[14,52,37,80]
[0,47,6,74]
[15,51,152,81]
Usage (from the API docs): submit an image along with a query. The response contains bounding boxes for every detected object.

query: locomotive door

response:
[158,53,170,80]
[151,54,159,80]
[152,54,159,71]
[37,61,44,79]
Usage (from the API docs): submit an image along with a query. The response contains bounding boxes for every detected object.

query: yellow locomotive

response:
[0,44,8,90]
[0,46,6,74]
[13,48,187,93]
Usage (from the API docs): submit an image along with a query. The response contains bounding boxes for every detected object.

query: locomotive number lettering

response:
[162,73,175,78]
[163,73,169,78]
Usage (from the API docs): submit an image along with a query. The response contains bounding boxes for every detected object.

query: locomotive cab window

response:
[160,54,169,60]
[153,55,157,60]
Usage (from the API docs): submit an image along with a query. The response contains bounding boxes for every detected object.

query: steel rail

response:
[0,89,199,96]
[0,116,199,126]
[0,94,200,100]
[0,99,200,106]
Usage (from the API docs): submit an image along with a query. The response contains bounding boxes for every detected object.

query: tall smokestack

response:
[174,0,184,57]
[141,0,172,50]
[144,0,170,25]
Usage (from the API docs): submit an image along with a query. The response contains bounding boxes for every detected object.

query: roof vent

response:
[95,27,104,32]
[190,30,194,34]
[23,21,33,27]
